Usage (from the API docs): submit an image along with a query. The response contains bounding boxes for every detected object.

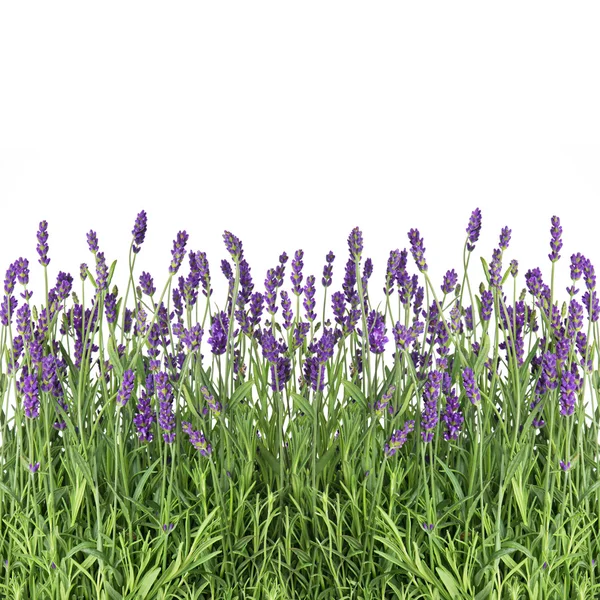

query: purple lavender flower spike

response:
[408,229,427,272]
[80,263,88,281]
[442,389,463,441]
[465,208,482,252]
[303,356,326,391]
[104,293,117,324]
[169,231,189,275]
[264,268,279,315]
[548,216,562,262]
[116,370,135,407]
[322,251,335,288]
[280,290,293,329]
[15,257,29,287]
[134,388,155,442]
[489,249,503,288]
[291,250,304,295]
[583,289,600,322]
[510,260,518,278]
[367,310,388,353]
[421,370,442,442]
[29,462,40,473]
[155,371,175,443]
[348,227,364,259]
[481,290,493,321]
[303,275,317,322]
[95,252,108,292]
[441,269,458,294]
[182,323,203,352]
[195,251,212,298]
[182,421,213,456]
[208,311,229,355]
[23,373,40,419]
[583,258,596,291]
[139,272,155,296]
[270,356,292,392]
[462,367,480,404]
[87,230,99,254]
[499,227,511,251]
[36,221,51,266]
[384,420,415,457]
[223,231,243,263]
[560,371,577,417]
[559,460,571,471]
[131,210,148,254]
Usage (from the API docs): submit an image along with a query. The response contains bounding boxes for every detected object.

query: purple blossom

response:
[303,275,317,322]
[303,356,326,391]
[322,251,335,288]
[86,230,99,254]
[280,290,293,329]
[465,208,482,252]
[270,356,292,392]
[384,250,401,295]
[499,226,512,251]
[200,385,222,415]
[570,253,586,281]
[182,324,203,352]
[155,371,175,443]
[80,263,88,281]
[104,292,117,324]
[481,290,493,321]
[441,269,458,294]
[116,370,135,407]
[367,310,388,353]
[132,210,148,254]
[559,460,571,471]
[195,251,212,298]
[348,227,364,258]
[462,367,480,404]
[223,231,243,263]
[510,260,518,277]
[36,221,50,266]
[139,272,155,296]
[560,371,577,417]
[95,252,108,292]
[384,420,415,457]
[421,370,442,442]
[169,231,189,275]
[29,462,40,473]
[249,292,264,330]
[291,250,304,295]
[264,268,279,315]
[23,373,40,419]
[489,249,503,288]
[408,229,427,272]
[548,216,562,262]
[15,257,29,287]
[583,290,600,322]
[182,421,212,456]
[583,258,596,291]
[207,311,229,355]
[568,299,583,339]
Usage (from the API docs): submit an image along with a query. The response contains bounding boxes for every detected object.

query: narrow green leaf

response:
[342,379,369,410]
[136,567,161,598]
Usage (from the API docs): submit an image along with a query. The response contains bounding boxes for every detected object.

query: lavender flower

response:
[182,421,212,456]
[441,269,458,295]
[116,370,135,407]
[510,259,518,277]
[207,311,229,355]
[462,367,480,404]
[139,272,155,296]
[559,460,571,471]
[499,226,512,251]
[583,258,596,291]
[155,371,175,443]
[408,229,427,272]
[29,462,40,474]
[548,216,562,262]
[104,292,117,324]
[560,371,577,417]
[223,231,243,263]
[80,263,88,281]
[200,385,222,415]
[384,420,415,457]
[131,210,148,254]
[489,249,503,288]
[348,227,364,259]
[264,268,279,315]
[303,275,317,322]
[481,290,493,321]
[182,324,203,352]
[23,373,40,419]
[95,252,108,292]
[291,250,304,295]
[280,290,293,329]
[465,208,482,252]
[583,289,600,322]
[134,389,155,442]
[303,356,326,391]
[169,231,189,275]
[270,356,292,392]
[322,251,335,288]
[86,230,99,254]
[367,310,388,353]
[421,371,442,442]
[36,221,50,266]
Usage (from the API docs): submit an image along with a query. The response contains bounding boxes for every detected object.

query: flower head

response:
[462,367,480,404]
[132,210,148,254]
[36,221,50,266]
[169,231,189,275]
[465,208,482,252]
[548,216,562,262]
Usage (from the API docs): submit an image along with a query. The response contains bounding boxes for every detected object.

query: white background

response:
[1,2,599,331]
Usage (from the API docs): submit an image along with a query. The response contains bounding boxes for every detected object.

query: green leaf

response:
[436,566,463,599]
[133,457,161,503]
[316,443,339,476]
[228,379,255,411]
[107,335,124,378]
[474,333,490,376]
[342,379,369,410]
[136,567,161,598]
[291,392,314,419]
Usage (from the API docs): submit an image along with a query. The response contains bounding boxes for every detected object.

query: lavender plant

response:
[0,210,599,598]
